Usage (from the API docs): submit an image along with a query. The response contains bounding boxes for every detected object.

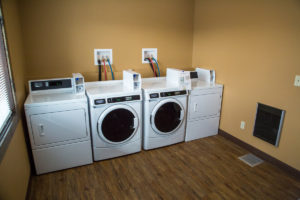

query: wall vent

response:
[253,103,285,147]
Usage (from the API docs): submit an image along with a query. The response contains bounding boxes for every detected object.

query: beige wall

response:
[0,123,30,200]
[193,0,300,170]
[19,0,195,82]
[0,0,31,199]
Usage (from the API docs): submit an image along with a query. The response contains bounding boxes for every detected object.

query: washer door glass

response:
[99,107,138,143]
[153,101,184,134]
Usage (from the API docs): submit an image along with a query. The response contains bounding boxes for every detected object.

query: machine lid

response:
[151,99,184,134]
[86,81,141,98]
[97,104,139,144]
[142,77,184,93]
[191,79,223,90]
[24,93,87,107]
[142,77,167,90]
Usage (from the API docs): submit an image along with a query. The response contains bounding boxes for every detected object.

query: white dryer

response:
[185,70,223,141]
[142,77,188,150]
[25,77,93,175]
[85,80,142,161]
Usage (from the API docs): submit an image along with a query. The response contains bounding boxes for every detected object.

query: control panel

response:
[29,73,85,94]
[160,90,187,97]
[108,95,140,103]
[94,95,141,105]
[30,79,72,91]
[190,71,198,79]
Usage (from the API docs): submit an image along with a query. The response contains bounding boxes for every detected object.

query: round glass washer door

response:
[151,99,185,135]
[97,104,139,144]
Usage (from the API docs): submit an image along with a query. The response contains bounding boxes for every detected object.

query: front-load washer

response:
[142,77,188,150]
[85,80,142,161]
[24,76,93,174]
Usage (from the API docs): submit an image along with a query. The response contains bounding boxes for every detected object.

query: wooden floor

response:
[27,135,300,200]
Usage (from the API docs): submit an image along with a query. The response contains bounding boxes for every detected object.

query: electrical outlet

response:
[94,49,113,65]
[294,75,300,87]
[142,48,157,64]
[240,121,246,130]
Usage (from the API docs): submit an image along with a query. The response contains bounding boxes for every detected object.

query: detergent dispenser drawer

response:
[30,109,88,146]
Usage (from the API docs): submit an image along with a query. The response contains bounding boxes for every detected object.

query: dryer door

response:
[151,99,185,135]
[97,105,139,144]
[30,109,88,146]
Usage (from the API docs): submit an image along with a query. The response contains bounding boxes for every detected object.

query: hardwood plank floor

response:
[27,135,300,200]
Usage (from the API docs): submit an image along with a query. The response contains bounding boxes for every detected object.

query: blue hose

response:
[152,57,160,77]
[107,59,115,80]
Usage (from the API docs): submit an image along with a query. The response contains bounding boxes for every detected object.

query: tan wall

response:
[0,0,31,199]
[192,0,300,170]
[19,0,195,82]
[0,123,30,200]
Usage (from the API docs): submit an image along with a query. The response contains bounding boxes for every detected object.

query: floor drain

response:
[238,153,263,167]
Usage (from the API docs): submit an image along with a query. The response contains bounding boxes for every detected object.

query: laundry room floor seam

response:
[27,135,300,200]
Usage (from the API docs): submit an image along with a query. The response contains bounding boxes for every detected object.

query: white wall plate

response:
[294,75,300,87]
[142,48,157,64]
[94,49,113,65]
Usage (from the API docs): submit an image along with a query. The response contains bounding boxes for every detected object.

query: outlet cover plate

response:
[94,49,113,65]
[240,121,246,130]
[142,48,157,64]
[294,75,300,87]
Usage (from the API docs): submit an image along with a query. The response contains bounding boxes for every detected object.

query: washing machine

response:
[142,77,188,150]
[86,80,142,161]
[24,76,93,174]
[185,69,223,141]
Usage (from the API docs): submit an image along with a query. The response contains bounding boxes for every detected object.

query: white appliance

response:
[185,68,223,141]
[166,68,191,90]
[142,77,188,150]
[196,68,216,83]
[123,70,141,91]
[24,76,93,175]
[85,80,142,161]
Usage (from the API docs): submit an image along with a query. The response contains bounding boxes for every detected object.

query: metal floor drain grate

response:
[238,153,263,167]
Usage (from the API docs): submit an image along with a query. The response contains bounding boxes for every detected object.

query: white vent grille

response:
[238,153,263,167]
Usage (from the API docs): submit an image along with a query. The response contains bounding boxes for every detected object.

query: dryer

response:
[185,69,223,141]
[86,80,142,161]
[24,76,93,174]
[142,77,188,150]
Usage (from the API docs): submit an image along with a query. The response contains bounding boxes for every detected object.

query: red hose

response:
[103,59,107,80]
[149,58,157,77]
